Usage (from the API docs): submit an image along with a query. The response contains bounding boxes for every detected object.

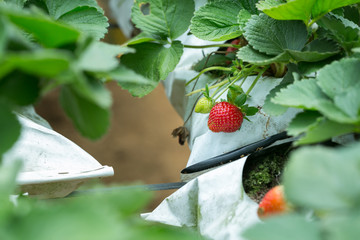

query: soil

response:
[35,83,190,209]
[242,143,292,203]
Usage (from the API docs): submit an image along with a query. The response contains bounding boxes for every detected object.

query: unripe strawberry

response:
[257,185,289,218]
[208,102,243,132]
[195,97,214,113]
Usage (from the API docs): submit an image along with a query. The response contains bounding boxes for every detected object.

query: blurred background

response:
[34,0,190,208]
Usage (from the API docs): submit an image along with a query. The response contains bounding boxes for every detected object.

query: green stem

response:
[245,66,269,96]
[183,44,241,49]
[185,66,233,86]
[238,75,248,88]
[186,79,229,96]
[213,73,244,101]
[307,14,325,29]
[210,81,228,98]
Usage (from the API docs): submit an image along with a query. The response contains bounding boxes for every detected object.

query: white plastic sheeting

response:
[143,157,260,240]
[3,109,114,198]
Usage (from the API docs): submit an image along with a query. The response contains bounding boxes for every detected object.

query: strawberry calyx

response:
[226,85,259,120]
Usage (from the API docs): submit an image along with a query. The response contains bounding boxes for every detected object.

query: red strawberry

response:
[226,39,241,54]
[257,185,288,218]
[208,102,243,132]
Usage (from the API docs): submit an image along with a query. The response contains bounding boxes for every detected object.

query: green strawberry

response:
[208,101,243,132]
[195,97,214,114]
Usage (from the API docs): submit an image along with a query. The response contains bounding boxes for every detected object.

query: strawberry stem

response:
[213,72,244,101]
[183,44,241,49]
[245,66,269,96]
[210,80,229,98]
[185,66,233,86]
[186,78,229,96]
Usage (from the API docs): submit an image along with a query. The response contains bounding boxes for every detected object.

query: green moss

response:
[242,143,292,203]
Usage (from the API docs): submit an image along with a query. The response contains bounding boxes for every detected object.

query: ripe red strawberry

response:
[257,185,288,218]
[208,102,243,132]
[226,38,241,54]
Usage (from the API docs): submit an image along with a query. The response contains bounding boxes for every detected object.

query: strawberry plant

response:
[118,0,360,239]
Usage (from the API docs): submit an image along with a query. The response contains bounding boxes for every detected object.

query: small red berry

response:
[226,39,241,54]
[257,185,288,218]
[208,102,243,133]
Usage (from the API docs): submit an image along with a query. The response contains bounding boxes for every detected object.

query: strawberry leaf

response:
[131,0,195,40]
[257,0,314,22]
[262,83,290,115]
[287,111,323,137]
[3,50,70,77]
[204,84,210,98]
[287,111,356,144]
[237,9,252,32]
[229,85,244,94]
[60,86,110,140]
[297,56,339,75]
[44,0,102,19]
[4,0,28,8]
[244,14,308,56]
[272,78,329,110]
[311,0,360,20]
[56,6,109,40]
[317,13,360,51]
[234,93,247,107]
[243,214,322,240]
[343,5,360,24]
[263,66,297,115]
[125,32,160,46]
[77,41,134,72]
[100,65,157,98]
[0,71,40,106]
[3,6,80,47]
[323,214,360,240]
[283,143,360,211]
[316,58,360,120]
[236,45,290,65]
[242,105,258,116]
[227,85,244,104]
[43,0,108,40]
[295,118,356,145]
[286,38,340,62]
[121,41,183,94]
[0,18,6,59]
[240,0,260,14]
[0,103,21,158]
[257,0,360,23]
[238,35,339,64]
[272,76,359,124]
[190,0,245,41]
